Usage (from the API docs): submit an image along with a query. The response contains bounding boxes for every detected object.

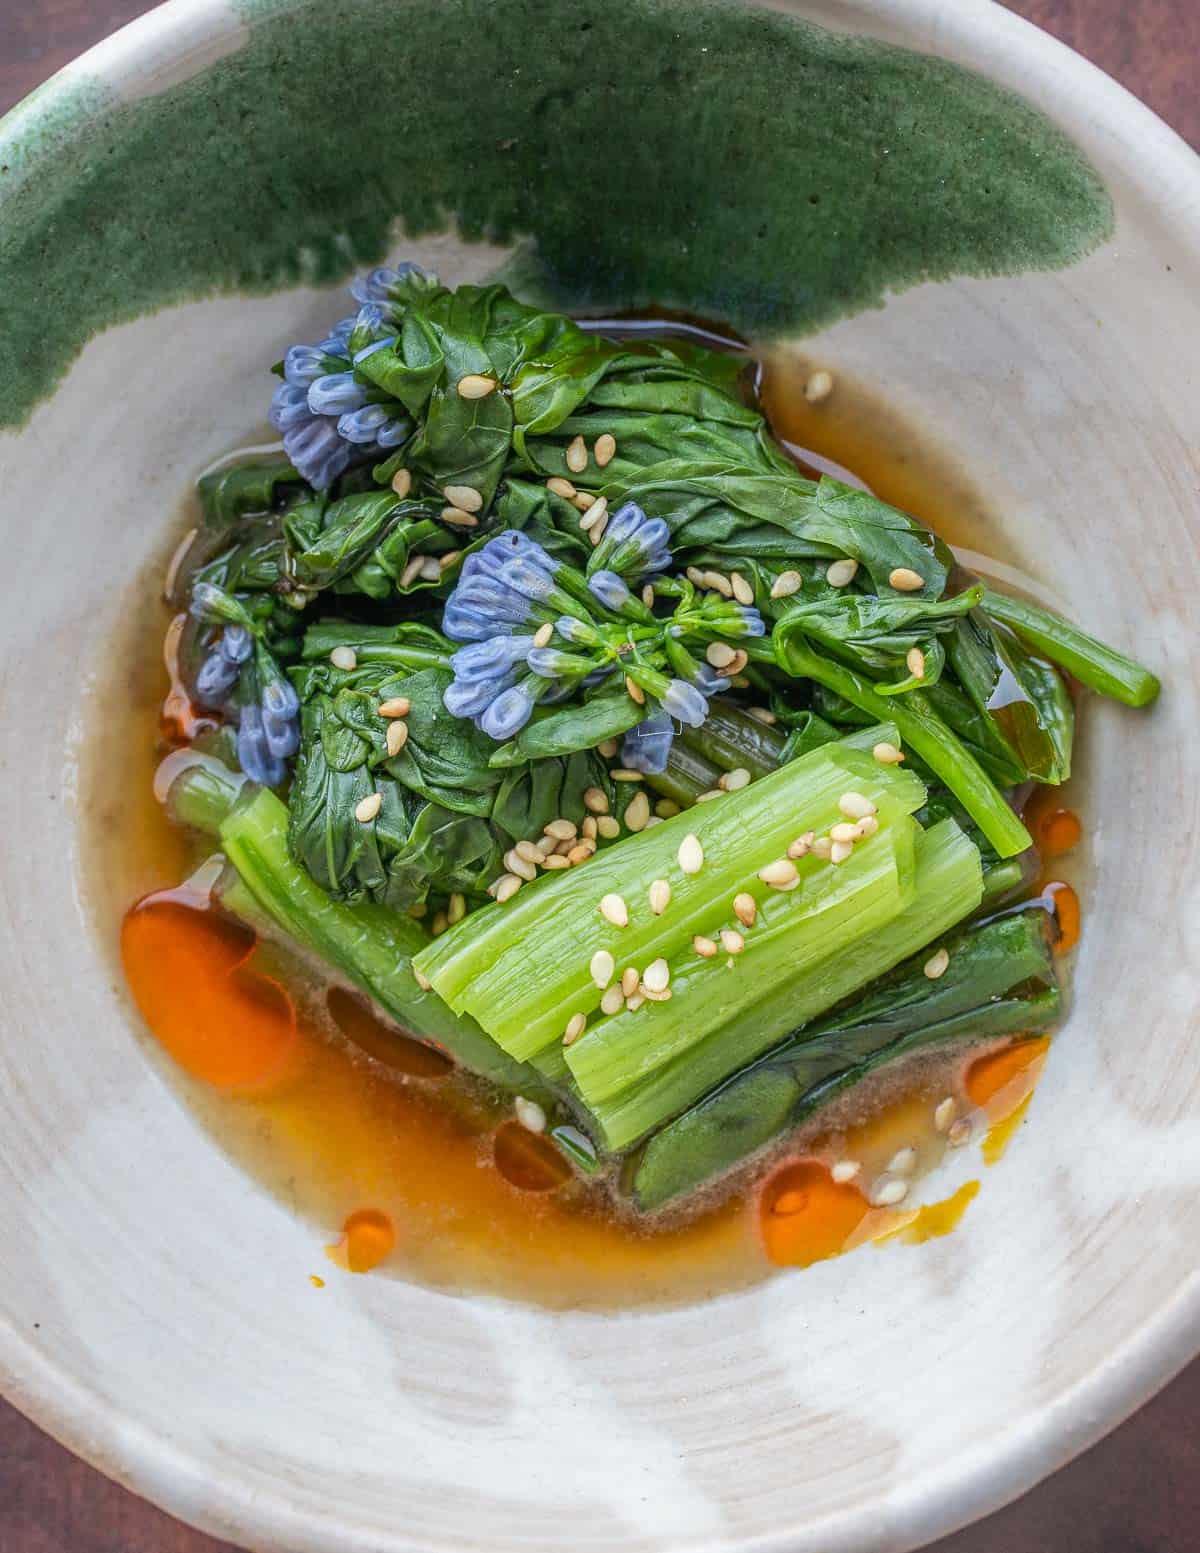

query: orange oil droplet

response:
[1042,881,1080,953]
[326,986,453,1078]
[121,895,299,1090]
[309,1275,325,1289]
[492,1121,573,1193]
[326,1209,397,1274]
[965,1036,1051,1109]
[760,1161,871,1268]
[1023,788,1083,860]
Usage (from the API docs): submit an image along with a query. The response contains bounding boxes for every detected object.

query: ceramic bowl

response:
[1,0,1198,1549]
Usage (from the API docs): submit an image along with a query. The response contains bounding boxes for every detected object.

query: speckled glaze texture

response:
[0,2,1198,1552]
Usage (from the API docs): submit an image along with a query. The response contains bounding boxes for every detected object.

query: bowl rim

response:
[3,0,1200,1549]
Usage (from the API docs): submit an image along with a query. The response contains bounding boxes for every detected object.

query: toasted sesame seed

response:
[804,368,834,403]
[831,1159,861,1183]
[855,815,880,839]
[924,947,950,980]
[933,1097,958,1133]
[400,555,424,588]
[457,374,498,399]
[443,483,483,513]
[545,818,578,840]
[505,848,537,882]
[533,621,554,648]
[515,1096,546,1133]
[758,858,799,889]
[706,641,737,669]
[567,842,594,864]
[330,646,357,671]
[748,706,777,725]
[439,550,462,572]
[441,506,479,528]
[678,834,705,875]
[685,566,705,586]
[693,935,718,958]
[580,495,609,531]
[642,584,655,608]
[641,985,672,1003]
[583,786,609,814]
[590,948,615,988]
[597,815,620,838]
[839,792,877,821]
[770,570,803,600]
[546,475,577,499]
[947,1119,972,1148]
[889,566,925,592]
[594,432,617,467]
[811,835,833,860]
[873,740,905,765]
[726,648,750,676]
[624,792,651,832]
[826,557,859,588]
[386,719,409,757]
[830,839,855,864]
[600,984,625,1015]
[378,696,411,718]
[731,571,755,606]
[581,815,598,840]
[702,570,734,598]
[565,435,588,473]
[573,491,596,512]
[649,878,672,915]
[870,1176,909,1207]
[889,1146,917,1176]
[609,768,643,783]
[625,993,646,1012]
[732,892,757,928]
[787,833,813,860]
[695,789,723,803]
[599,893,629,927]
[719,768,752,794]
[907,646,926,678]
[621,966,640,997]
[564,1012,587,1045]
[830,822,860,844]
[720,928,745,955]
[642,958,670,992]
[625,675,645,705]
[597,738,619,758]
[495,873,522,903]
[515,840,543,864]
[355,792,382,823]
[414,967,432,992]
[390,467,413,498]
[541,853,570,870]
[446,892,466,926]
[431,911,448,936]
[655,798,681,819]
[589,513,609,545]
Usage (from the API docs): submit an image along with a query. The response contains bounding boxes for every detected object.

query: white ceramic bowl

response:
[1,1,1198,1549]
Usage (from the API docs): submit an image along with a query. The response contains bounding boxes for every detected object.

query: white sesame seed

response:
[515,1096,546,1133]
[924,947,950,980]
[831,1159,861,1183]
[330,646,357,671]
[787,833,813,860]
[642,958,670,992]
[494,873,522,903]
[515,840,543,865]
[590,948,615,988]
[678,834,704,875]
[811,835,833,860]
[649,879,672,915]
[695,789,724,803]
[439,550,462,572]
[378,696,411,718]
[390,467,413,498]
[888,1147,918,1176]
[600,984,624,1015]
[386,719,409,757]
[870,1176,909,1207]
[583,787,609,814]
[685,566,705,586]
[621,966,640,997]
[579,495,609,531]
[597,738,619,758]
[414,967,432,992]
[564,1012,587,1045]
[565,435,588,473]
[573,491,596,512]
[731,571,754,606]
[546,476,577,499]
[625,993,646,1012]
[544,818,578,840]
[609,768,643,782]
[625,791,651,832]
[431,910,448,936]
[770,570,803,600]
[706,570,735,598]
[855,815,880,838]
[732,892,757,928]
[642,583,656,608]
[533,621,554,648]
[597,815,620,839]
[441,506,479,528]
[826,557,859,588]
[748,706,777,725]
[457,374,498,399]
[720,928,745,955]
[655,798,681,819]
[706,641,737,669]
[641,985,672,1003]
[934,1096,958,1133]
[581,815,598,840]
[443,483,483,513]
[889,567,925,592]
[758,858,799,890]
[830,839,855,864]
[567,842,594,864]
[907,646,926,678]
[873,740,905,765]
[804,368,834,403]
[443,893,464,927]
[400,555,425,588]
[505,848,537,882]
[625,675,645,705]
[355,792,382,823]
[541,853,570,870]
[599,893,629,927]
[830,822,861,844]
[947,1119,972,1148]
[693,935,718,958]
[594,432,617,467]
[838,791,877,820]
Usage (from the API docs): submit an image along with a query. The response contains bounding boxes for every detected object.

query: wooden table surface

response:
[1,1,1198,1549]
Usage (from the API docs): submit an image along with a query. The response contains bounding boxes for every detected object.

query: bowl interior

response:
[1,1,1199,1550]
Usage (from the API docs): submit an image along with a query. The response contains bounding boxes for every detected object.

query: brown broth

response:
[79,351,1081,1309]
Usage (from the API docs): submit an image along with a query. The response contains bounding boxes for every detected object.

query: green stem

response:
[982,590,1160,708]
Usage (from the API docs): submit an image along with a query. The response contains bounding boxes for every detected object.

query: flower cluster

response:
[268,264,428,489]
[588,501,672,583]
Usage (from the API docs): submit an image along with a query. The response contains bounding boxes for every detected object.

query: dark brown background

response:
[1,1,1198,1549]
